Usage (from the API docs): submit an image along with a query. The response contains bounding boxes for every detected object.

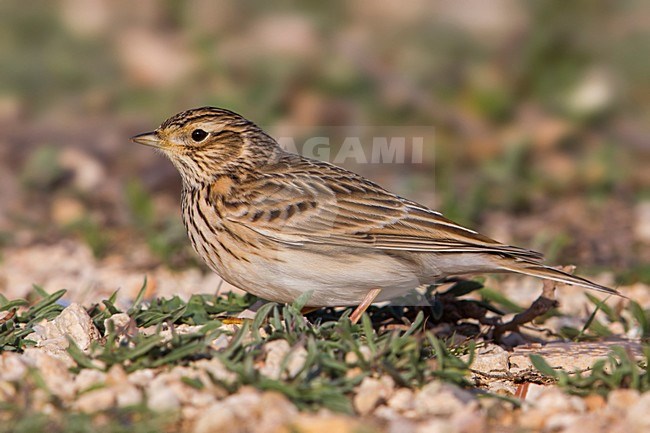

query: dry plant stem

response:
[0,309,16,325]
[350,288,382,324]
[493,276,561,343]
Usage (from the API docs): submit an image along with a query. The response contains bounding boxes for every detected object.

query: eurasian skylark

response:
[132,107,620,323]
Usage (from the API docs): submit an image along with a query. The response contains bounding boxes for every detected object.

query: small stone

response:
[562,414,616,433]
[115,385,143,407]
[259,339,307,380]
[147,385,180,412]
[450,403,486,433]
[147,369,196,407]
[466,344,509,375]
[74,387,115,413]
[221,387,262,419]
[22,349,75,401]
[518,409,546,430]
[0,352,27,381]
[259,392,299,432]
[193,402,236,433]
[414,382,475,418]
[194,358,237,385]
[358,345,372,362]
[0,381,17,402]
[104,313,133,335]
[74,368,106,393]
[388,388,415,413]
[106,364,128,385]
[606,389,641,416]
[627,392,650,431]
[210,334,231,351]
[344,351,359,365]
[526,387,585,415]
[128,369,155,387]
[28,303,101,355]
[289,413,365,433]
[353,376,394,415]
[584,394,606,412]
[485,380,517,396]
[545,413,580,432]
[415,419,456,433]
[373,405,401,421]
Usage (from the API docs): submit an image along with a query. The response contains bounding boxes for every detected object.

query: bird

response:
[132,106,620,324]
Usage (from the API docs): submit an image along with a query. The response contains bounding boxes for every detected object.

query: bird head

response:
[132,107,276,187]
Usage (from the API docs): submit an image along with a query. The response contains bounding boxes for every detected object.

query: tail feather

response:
[497,261,623,297]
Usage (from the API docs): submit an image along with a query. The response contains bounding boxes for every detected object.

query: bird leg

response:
[349,288,382,324]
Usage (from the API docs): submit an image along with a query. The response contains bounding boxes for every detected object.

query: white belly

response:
[219,249,423,307]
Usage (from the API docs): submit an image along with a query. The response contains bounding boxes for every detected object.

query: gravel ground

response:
[1,239,649,433]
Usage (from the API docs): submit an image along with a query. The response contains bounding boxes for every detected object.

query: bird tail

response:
[496,260,623,297]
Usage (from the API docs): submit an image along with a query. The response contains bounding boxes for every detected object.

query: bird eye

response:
[191,129,208,142]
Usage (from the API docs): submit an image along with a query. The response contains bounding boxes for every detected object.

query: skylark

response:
[132,107,620,323]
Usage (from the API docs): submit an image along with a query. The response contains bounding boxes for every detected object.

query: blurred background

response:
[0,0,649,303]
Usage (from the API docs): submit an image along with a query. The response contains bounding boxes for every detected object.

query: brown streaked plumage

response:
[132,107,621,322]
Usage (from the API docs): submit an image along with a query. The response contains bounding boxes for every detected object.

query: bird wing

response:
[219,154,543,260]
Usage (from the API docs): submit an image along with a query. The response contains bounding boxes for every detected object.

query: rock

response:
[606,389,641,417]
[627,392,650,432]
[0,381,17,403]
[0,352,27,381]
[509,340,644,375]
[467,344,509,376]
[193,358,237,385]
[545,413,580,432]
[519,387,587,431]
[146,369,198,410]
[193,403,236,433]
[115,385,143,407]
[450,403,486,433]
[73,387,116,413]
[220,387,262,420]
[485,380,517,396]
[105,364,143,407]
[147,385,180,412]
[259,339,307,380]
[289,413,365,433]
[584,394,606,412]
[258,392,299,432]
[22,349,75,401]
[387,388,415,413]
[104,313,133,335]
[414,382,476,418]
[415,419,456,433]
[74,368,106,393]
[193,387,295,433]
[562,414,621,433]
[353,376,394,415]
[27,303,101,357]
[105,364,128,385]
[127,369,155,387]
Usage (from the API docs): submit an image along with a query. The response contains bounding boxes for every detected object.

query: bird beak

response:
[131,131,161,148]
